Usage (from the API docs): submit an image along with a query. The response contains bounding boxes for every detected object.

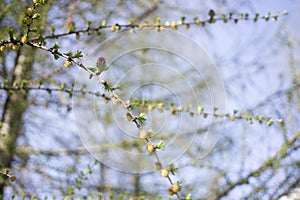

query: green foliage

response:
[137,112,147,124]
[156,140,164,149]
[169,164,179,176]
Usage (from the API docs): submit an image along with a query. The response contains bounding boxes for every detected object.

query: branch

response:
[110,92,182,199]
[0,84,111,100]
[276,178,300,200]
[126,98,284,126]
[5,40,181,198]
[215,131,300,199]
[23,11,288,42]
[269,172,300,200]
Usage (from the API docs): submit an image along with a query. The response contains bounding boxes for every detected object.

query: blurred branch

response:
[133,0,161,23]
[215,131,300,199]
[269,172,300,199]
[29,67,67,85]
[276,178,300,200]
[16,142,135,156]
[254,81,300,110]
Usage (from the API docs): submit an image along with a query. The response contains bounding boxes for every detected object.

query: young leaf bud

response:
[156,140,164,149]
[96,57,108,75]
[112,97,119,104]
[68,20,76,32]
[170,106,176,115]
[27,7,34,16]
[148,104,153,111]
[10,175,16,182]
[64,60,72,68]
[139,129,149,139]
[21,35,27,44]
[146,142,155,153]
[160,168,169,177]
[125,112,133,121]
[0,45,5,52]
[111,25,116,32]
[76,33,81,40]
[170,182,180,193]
[154,161,162,170]
[168,188,176,196]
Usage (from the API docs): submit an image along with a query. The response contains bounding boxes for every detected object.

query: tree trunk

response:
[0,1,51,195]
[0,45,36,195]
[133,173,141,197]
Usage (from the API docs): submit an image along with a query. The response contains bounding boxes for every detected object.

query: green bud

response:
[156,140,164,149]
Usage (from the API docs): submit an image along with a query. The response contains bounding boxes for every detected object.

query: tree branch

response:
[215,131,300,199]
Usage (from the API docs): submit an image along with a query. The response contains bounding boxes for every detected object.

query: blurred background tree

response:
[0,0,299,199]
